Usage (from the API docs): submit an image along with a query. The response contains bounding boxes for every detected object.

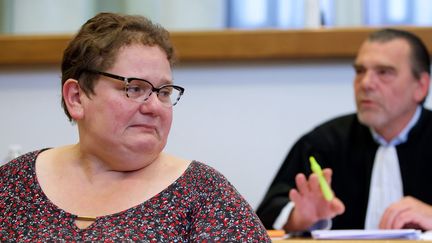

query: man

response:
[257,28,432,232]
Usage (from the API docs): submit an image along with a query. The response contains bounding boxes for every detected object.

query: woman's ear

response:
[63,79,84,120]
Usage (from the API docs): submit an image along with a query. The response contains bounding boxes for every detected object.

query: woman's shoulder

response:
[1,150,42,174]
[0,149,45,190]
[179,161,235,194]
[187,161,227,182]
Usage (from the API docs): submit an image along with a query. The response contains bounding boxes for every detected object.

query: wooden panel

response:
[0,35,70,66]
[1,27,432,66]
[172,27,432,60]
[171,28,368,60]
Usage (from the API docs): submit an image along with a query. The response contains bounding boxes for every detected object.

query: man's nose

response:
[359,70,377,89]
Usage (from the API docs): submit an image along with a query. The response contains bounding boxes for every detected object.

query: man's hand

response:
[379,196,432,230]
[283,168,345,231]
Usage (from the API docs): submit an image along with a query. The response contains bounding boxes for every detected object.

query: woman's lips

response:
[129,123,156,131]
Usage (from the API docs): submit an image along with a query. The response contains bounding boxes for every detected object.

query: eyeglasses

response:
[84,69,185,107]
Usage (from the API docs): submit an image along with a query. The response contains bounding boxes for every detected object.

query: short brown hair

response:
[61,12,176,121]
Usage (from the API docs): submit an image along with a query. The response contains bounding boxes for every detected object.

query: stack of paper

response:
[311,229,421,240]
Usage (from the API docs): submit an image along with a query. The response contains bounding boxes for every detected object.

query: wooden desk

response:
[273,240,425,243]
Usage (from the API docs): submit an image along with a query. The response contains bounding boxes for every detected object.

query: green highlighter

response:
[309,156,334,201]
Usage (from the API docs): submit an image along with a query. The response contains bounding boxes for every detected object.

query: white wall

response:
[1,61,431,209]
[168,60,356,208]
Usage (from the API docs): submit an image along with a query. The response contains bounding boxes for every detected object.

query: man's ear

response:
[414,72,430,103]
[63,79,84,120]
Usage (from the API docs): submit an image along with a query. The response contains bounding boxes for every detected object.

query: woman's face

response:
[78,44,173,162]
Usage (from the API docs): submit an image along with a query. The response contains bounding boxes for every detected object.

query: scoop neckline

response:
[30,149,197,231]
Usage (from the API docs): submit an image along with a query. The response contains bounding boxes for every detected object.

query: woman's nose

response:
[139,92,161,111]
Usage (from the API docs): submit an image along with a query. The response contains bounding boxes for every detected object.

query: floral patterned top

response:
[0,150,270,242]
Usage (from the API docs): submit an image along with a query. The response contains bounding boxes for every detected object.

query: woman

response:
[0,13,270,242]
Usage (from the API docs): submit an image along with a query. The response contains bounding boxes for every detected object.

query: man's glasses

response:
[84,69,185,107]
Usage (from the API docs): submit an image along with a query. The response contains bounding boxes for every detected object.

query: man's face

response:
[353,39,426,140]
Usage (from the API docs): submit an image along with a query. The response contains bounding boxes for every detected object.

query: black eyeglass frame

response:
[84,69,185,106]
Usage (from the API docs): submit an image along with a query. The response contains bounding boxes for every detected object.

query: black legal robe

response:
[257,108,432,229]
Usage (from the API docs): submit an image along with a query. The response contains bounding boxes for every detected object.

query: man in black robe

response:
[257,28,432,232]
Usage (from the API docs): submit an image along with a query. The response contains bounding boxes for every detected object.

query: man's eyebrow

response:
[352,63,363,69]
[374,64,395,70]
[351,64,395,70]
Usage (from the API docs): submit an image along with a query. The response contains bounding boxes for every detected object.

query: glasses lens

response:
[126,79,152,101]
[158,86,182,107]
[126,80,183,107]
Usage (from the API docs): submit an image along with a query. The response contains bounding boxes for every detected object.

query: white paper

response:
[421,230,432,240]
[311,229,421,240]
